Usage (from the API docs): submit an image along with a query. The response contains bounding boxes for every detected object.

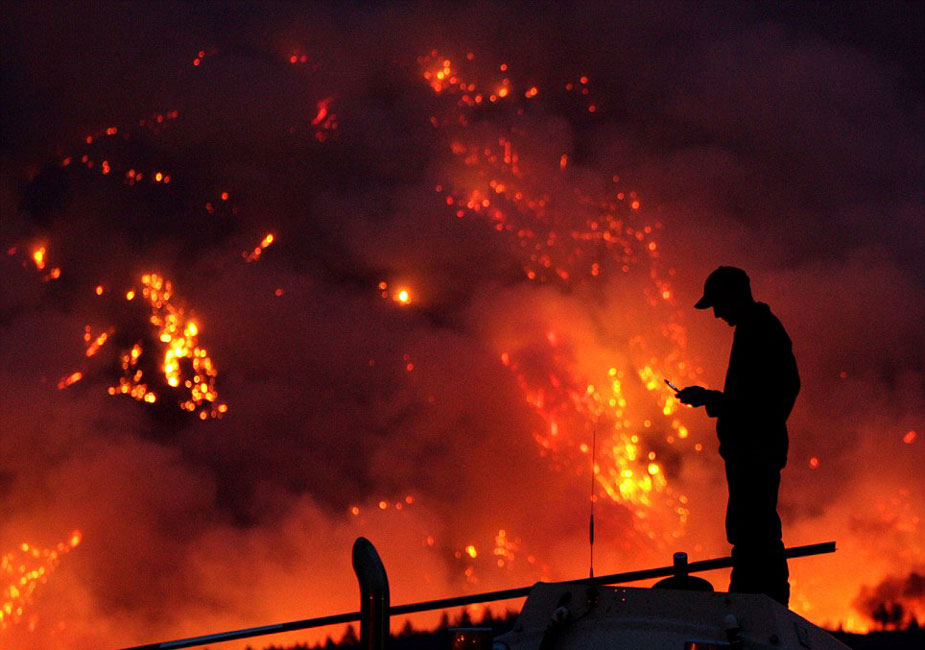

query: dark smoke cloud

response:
[1,1,923,645]
[854,568,925,622]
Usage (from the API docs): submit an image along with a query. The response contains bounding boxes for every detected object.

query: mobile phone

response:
[664,379,681,393]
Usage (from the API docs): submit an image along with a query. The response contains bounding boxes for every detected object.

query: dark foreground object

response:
[831,628,925,650]
[118,540,836,650]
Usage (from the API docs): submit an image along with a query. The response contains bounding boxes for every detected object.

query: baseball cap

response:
[694,266,751,309]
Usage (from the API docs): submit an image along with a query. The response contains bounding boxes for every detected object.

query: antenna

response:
[589,425,596,579]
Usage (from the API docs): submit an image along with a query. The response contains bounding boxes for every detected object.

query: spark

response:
[310,98,338,140]
[31,247,46,270]
[56,372,83,390]
[244,233,275,262]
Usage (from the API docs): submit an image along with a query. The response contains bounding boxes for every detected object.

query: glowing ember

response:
[106,273,227,419]
[31,247,45,270]
[244,233,275,262]
[310,97,338,141]
[1,531,81,630]
[56,371,83,390]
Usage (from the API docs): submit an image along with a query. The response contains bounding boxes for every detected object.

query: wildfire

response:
[1,531,82,630]
[420,49,696,537]
[107,273,227,419]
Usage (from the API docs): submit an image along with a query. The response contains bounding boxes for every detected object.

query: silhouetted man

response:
[677,266,799,606]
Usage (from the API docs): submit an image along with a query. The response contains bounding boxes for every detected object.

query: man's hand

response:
[677,385,713,408]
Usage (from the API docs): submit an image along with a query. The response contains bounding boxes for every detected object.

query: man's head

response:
[695,266,754,326]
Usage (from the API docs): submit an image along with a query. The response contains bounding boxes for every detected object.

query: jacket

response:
[705,302,800,468]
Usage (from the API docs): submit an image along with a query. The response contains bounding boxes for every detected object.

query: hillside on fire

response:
[1,1,922,649]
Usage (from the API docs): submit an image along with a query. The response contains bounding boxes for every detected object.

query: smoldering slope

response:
[1,2,923,647]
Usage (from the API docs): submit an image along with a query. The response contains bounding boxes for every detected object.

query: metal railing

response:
[118,539,836,650]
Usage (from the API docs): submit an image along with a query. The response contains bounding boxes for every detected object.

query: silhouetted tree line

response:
[255,608,519,650]
[251,602,925,650]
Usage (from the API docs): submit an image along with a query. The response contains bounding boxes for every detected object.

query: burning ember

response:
[106,273,227,419]
[1,532,81,630]
[421,49,697,537]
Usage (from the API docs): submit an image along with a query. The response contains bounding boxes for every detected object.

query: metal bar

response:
[118,612,361,650]
[116,541,835,650]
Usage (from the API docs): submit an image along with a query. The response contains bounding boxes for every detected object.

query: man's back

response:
[714,301,800,468]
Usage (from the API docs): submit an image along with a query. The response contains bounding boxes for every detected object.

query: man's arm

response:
[677,386,723,415]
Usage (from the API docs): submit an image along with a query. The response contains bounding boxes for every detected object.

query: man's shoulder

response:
[741,303,792,344]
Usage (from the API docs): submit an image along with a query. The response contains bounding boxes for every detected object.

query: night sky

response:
[1,2,923,648]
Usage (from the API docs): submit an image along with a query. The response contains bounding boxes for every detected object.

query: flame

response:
[0,531,81,630]
[420,49,695,539]
[107,273,226,419]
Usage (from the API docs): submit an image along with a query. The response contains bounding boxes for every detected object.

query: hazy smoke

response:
[854,569,925,625]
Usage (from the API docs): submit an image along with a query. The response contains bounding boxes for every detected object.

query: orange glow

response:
[903,430,917,444]
[0,531,81,629]
[244,233,276,262]
[84,326,113,357]
[56,372,83,390]
[392,288,411,305]
[110,273,226,419]
[31,247,46,270]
